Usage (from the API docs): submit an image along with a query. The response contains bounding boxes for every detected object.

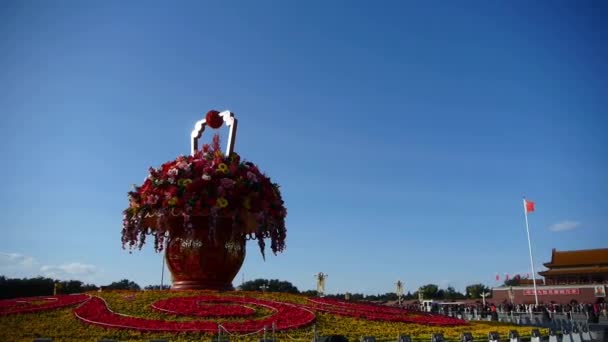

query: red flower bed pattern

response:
[308,298,467,326]
[151,297,255,317]
[0,294,89,315]
[1,293,467,333]
[74,295,315,332]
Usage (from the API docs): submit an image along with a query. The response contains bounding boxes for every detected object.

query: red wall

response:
[492,286,603,305]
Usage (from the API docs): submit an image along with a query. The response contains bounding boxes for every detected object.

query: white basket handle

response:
[190,110,238,156]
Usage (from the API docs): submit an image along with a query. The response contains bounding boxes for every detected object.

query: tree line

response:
[238,279,491,302]
[0,276,151,299]
[1,275,492,302]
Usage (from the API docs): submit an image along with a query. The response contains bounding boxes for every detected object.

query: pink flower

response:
[146,195,159,205]
[220,178,235,188]
[176,161,190,170]
[247,171,258,182]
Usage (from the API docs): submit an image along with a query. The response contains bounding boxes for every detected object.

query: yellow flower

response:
[167,197,178,206]
[177,179,192,187]
[242,197,251,210]
[217,163,229,174]
[216,197,229,208]
[129,201,139,209]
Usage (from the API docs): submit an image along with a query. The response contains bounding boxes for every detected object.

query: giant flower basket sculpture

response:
[122,110,287,290]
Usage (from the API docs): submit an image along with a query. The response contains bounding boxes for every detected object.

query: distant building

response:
[539,248,608,285]
[492,248,608,304]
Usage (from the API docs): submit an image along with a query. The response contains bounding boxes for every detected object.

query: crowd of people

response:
[429,301,608,324]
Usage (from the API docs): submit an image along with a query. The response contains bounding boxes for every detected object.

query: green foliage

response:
[59,280,99,294]
[237,278,299,293]
[466,283,491,299]
[419,284,439,299]
[300,289,318,297]
[503,278,521,286]
[444,286,466,300]
[0,276,54,299]
[144,284,171,290]
[105,279,141,291]
[0,276,99,299]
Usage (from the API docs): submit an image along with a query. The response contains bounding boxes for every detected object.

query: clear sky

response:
[1,1,607,295]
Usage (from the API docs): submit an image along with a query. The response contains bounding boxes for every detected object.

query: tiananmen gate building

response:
[492,248,608,304]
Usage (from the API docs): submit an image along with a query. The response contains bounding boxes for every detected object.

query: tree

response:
[444,286,465,300]
[0,276,54,299]
[419,284,439,299]
[504,278,521,286]
[300,289,318,297]
[58,280,99,294]
[144,284,171,290]
[465,283,490,299]
[238,279,299,293]
[105,279,140,291]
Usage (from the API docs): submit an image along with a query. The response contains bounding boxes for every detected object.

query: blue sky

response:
[1,1,607,295]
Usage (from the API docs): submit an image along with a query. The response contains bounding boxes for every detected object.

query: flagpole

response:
[160,252,165,290]
[523,197,539,306]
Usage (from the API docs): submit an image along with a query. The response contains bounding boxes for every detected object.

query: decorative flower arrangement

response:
[122,111,287,258]
[0,291,546,340]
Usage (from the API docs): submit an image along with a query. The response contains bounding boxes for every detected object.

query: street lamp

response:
[396,280,404,306]
[480,291,490,306]
[315,272,328,297]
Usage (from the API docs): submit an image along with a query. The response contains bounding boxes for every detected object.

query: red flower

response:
[307,298,467,326]
[205,110,223,129]
[73,295,315,332]
[123,134,288,257]
[0,294,89,315]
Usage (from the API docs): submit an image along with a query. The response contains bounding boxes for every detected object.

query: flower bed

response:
[0,291,547,341]
[0,294,89,316]
[151,297,255,317]
[308,298,467,326]
[73,295,315,333]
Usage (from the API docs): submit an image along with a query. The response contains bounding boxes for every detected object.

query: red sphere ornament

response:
[205,110,223,129]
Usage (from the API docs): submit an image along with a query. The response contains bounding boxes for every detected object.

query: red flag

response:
[525,200,535,213]
[515,274,521,280]
[495,274,500,281]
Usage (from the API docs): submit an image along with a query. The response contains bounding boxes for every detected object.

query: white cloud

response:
[549,221,580,232]
[0,252,39,278]
[40,262,97,279]
[1,252,99,281]
[0,252,38,268]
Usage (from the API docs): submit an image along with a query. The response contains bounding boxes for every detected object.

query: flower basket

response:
[122,110,287,290]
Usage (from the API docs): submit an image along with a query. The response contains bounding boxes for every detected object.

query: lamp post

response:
[396,280,404,306]
[480,291,490,306]
[160,233,168,290]
[315,272,328,297]
[160,254,165,290]
[508,286,515,304]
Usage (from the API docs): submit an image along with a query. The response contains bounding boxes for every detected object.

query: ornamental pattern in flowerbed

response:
[0,290,547,341]
[151,297,255,317]
[74,294,315,332]
[0,294,88,316]
[308,297,466,326]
